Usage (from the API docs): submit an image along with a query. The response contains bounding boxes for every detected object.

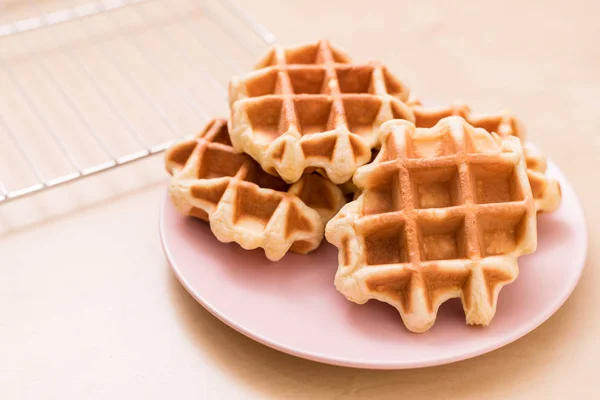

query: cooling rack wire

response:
[0,0,275,204]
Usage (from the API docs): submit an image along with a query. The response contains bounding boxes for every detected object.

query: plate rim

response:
[159,160,588,369]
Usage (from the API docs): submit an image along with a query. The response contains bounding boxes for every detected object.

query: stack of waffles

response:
[165,40,562,332]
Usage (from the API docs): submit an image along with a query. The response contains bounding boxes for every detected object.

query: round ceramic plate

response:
[160,161,587,369]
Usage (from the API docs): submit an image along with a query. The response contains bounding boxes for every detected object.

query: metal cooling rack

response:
[0,0,275,204]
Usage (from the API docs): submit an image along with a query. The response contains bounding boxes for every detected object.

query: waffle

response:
[325,117,537,333]
[409,100,561,213]
[165,118,345,261]
[228,39,414,184]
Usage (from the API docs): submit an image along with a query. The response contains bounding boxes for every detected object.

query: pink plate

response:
[160,160,587,369]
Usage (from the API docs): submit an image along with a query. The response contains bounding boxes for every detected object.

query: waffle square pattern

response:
[325,117,537,332]
[409,100,562,213]
[228,40,414,184]
[166,119,345,261]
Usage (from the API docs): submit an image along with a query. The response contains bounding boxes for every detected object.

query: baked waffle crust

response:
[326,117,537,333]
[410,101,562,213]
[166,118,345,261]
[228,40,414,184]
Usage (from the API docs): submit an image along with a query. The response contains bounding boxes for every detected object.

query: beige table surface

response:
[1,0,598,398]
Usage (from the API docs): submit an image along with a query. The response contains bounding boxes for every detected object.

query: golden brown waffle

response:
[325,117,537,333]
[228,39,414,184]
[165,118,345,261]
[409,100,561,213]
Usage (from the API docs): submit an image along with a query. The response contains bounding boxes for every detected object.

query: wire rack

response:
[0,0,275,204]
